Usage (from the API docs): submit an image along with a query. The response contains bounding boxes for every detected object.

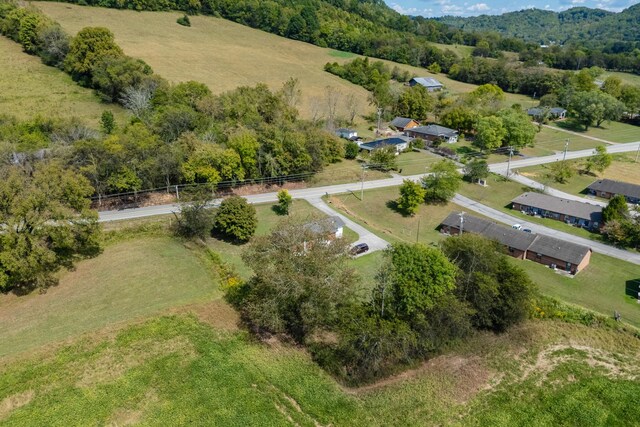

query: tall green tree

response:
[64,27,123,84]
[463,159,490,183]
[422,160,462,203]
[497,108,537,149]
[602,194,629,224]
[441,234,535,331]
[397,179,426,216]
[570,90,625,130]
[394,85,434,120]
[583,145,612,175]
[475,115,506,151]
[0,163,101,293]
[236,217,358,341]
[213,196,257,242]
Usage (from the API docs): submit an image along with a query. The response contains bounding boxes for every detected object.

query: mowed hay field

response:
[0,236,219,359]
[35,3,536,121]
[0,36,123,124]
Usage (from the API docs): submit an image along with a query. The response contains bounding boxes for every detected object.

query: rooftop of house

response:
[511,192,603,222]
[359,136,412,151]
[440,212,592,265]
[389,117,417,129]
[304,216,345,235]
[410,77,443,87]
[406,124,457,138]
[587,179,640,200]
[336,128,356,133]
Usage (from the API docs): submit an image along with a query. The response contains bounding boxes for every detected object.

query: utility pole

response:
[563,138,569,162]
[458,211,465,235]
[360,165,366,201]
[506,146,514,177]
[635,143,640,163]
[416,217,421,243]
[376,107,382,136]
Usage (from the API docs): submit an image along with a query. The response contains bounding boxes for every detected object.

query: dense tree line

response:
[227,220,536,384]
[1,3,347,202]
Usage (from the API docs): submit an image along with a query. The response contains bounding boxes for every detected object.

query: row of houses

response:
[511,192,603,230]
[587,179,640,204]
[440,212,592,274]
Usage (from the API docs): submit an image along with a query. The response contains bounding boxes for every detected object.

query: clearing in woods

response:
[34,2,536,121]
[0,35,124,125]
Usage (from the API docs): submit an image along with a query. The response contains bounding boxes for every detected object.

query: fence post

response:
[175,185,179,201]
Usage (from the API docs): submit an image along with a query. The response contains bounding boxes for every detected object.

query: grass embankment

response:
[0,35,123,125]
[35,2,536,122]
[1,314,639,425]
[326,183,640,328]
[519,153,640,197]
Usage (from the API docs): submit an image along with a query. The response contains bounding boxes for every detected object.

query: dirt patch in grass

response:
[106,389,159,426]
[77,336,196,388]
[173,299,240,331]
[0,390,35,422]
[350,354,496,404]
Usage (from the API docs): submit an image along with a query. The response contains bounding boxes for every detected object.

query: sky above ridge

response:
[384,0,638,17]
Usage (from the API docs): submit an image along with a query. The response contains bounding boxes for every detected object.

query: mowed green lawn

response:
[552,120,640,143]
[0,236,218,359]
[0,35,124,125]
[519,153,640,197]
[2,314,640,426]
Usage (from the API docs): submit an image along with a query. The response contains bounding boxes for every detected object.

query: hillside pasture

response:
[1,314,639,425]
[34,2,536,122]
[0,35,124,125]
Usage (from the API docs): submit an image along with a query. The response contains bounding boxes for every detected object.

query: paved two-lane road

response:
[99,141,640,264]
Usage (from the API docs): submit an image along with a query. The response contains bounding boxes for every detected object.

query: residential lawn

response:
[2,314,640,426]
[518,153,640,197]
[0,35,124,125]
[551,120,640,143]
[35,2,537,123]
[457,174,602,241]
[308,159,389,187]
[518,253,640,328]
[326,186,472,247]
[453,127,604,163]
[0,236,217,359]
[396,150,442,176]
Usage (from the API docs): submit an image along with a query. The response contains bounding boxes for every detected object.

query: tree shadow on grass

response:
[386,199,413,218]
[210,228,250,246]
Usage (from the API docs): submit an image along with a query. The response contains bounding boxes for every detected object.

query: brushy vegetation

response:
[1,314,640,425]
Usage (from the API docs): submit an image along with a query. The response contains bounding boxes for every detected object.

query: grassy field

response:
[1,313,639,425]
[0,35,124,125]
[450,126,610,163]
[326,186,472,247]
[551,120,640,143]
[35,2,537,122]
[0,236,217,359]
[519,153,640,197]
[308,159,390,187]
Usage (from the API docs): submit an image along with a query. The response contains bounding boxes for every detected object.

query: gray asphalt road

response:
[98,142,640,264]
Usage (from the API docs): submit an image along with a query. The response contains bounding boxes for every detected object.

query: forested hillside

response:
[438,5,640,47]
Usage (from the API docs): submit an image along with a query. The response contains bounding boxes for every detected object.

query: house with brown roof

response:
[389,117,420,132]
[511,192,603,230]
[587,179,640,204]
[440,212,592,274]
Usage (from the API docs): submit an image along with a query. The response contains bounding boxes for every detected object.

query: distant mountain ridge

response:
[436,5,640,46]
